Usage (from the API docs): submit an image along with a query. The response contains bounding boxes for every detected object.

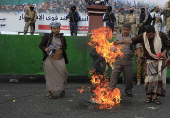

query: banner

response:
[0,12,89,35]
[0,0,168,35]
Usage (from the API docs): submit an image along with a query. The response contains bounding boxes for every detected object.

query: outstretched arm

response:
[114,38,132,45]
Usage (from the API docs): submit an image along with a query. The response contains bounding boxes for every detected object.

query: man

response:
[135,43,146,85]
[150,6,162,31]
[136,7,152,85]
[110,24,140,97]
[114,25,170,104]
[90,46,107,93]
[126,8,138,36]
[103,6,116,33]
[163,0,170,36]
[116,8,126,34]
[66,5,81,36]
[90,46,106,75]
[24,4,37,35]
[15,4,24,14]
[39,21,68,99]
[138,8,152,34]
[104,0,111,6]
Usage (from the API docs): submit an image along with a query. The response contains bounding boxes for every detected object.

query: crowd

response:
[0,0,164,15]
[0,0,87,15]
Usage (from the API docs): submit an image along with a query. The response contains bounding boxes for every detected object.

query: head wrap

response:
[49,21,61,28]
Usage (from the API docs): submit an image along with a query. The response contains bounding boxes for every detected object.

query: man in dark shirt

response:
[103,6,116,33]
[138,8,152,34]
[114,25,170,105]
[66,5,80,36]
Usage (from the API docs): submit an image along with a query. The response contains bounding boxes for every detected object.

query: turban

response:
[49,21,61,28]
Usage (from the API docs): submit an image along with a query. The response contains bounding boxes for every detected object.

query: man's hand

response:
[45,47,50,52]
[157,52,166,59]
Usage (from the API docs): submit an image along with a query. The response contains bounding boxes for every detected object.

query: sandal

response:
[60,91,65,97]
[145,97,152,103]
[46,94,57,99]
[152,99,161,105]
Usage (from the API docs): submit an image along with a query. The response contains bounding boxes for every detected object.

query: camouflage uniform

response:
[136,44,146,85]
[164,1,170,36]
[126,8,138,36]
[116,11,126,34]
[24,5,37,35]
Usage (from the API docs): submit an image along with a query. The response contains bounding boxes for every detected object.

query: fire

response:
[78,27,123,109]
[88,27,122,108]
[88,27,124,69]
[89,71,121,109]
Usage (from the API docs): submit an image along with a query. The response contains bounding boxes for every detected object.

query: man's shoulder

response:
[115,34,123,40]
[116,34,122,37]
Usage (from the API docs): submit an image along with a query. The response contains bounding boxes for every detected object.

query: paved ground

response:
[0,82,170,118]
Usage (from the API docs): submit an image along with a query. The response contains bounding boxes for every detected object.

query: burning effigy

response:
[78,27,124,109]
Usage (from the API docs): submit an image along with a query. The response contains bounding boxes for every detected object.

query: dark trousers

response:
[106,22,114,32]
[70,22,78,36]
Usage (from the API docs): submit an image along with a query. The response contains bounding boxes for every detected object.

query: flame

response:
[89,71,121,109]
[88,27,122,109]
[78,27,122,109]
[88,27,124,69]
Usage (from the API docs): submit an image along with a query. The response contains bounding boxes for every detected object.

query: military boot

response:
[24,30,27,35]
[30,32,34,35]
[74,31,77,36]
[71,31,73,36]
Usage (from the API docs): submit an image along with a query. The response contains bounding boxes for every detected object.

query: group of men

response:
[91,0,170,105]
[23,4,80,36]
[32,1,170,105]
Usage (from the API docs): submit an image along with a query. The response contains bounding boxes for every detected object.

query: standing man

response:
[66,5,81,36]
[126,8,138,36]
[150,6,162,31]
[103,6,116,33]
[39,21,68,99]
[116,8,126,34]
[24,4,37,35]
[163,0,170,36]
[138,8,152,34]
[114,25,170,104]
[110,24,140,97]
[135,43,146,85]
